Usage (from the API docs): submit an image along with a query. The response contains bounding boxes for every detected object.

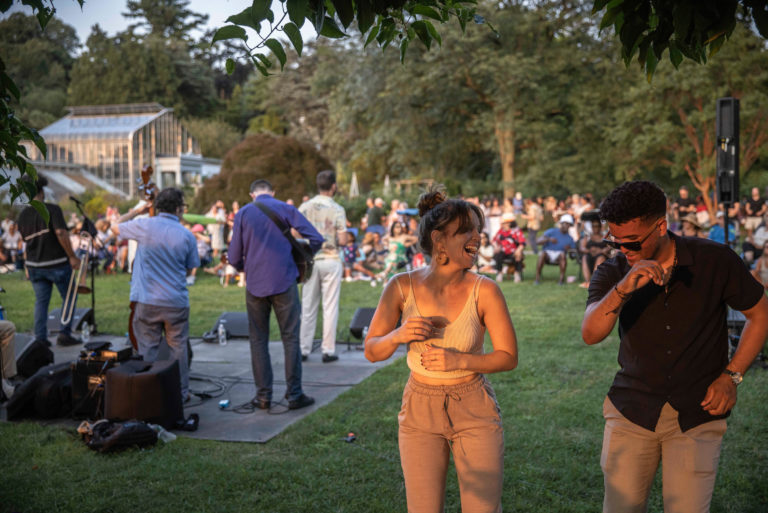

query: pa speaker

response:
[214,312,250,339]
[716,97,740,204]
[349,308,377,340]
[47,307,94,333]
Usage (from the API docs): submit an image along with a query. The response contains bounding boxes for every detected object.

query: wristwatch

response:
[722,368,743,386]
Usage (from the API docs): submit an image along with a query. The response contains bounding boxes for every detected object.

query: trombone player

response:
[16,174,83,346]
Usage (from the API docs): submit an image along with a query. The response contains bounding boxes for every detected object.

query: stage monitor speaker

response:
[214,312,250,339]
[349,308,377,340]
[47,307,94,333]
[16,338,54,378]
[716,97,740,205]
[105,359,184,430]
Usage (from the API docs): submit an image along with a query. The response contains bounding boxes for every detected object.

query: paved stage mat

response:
[4,333,403,443]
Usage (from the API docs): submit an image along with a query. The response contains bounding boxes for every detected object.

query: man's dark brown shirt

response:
[587,232,763,431]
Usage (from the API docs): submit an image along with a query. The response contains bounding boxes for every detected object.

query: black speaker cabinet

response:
[716,97,740,204]
[349,308,377,340]
[47,307,94,333]
[104,359,183,430]
[214,311,250,338]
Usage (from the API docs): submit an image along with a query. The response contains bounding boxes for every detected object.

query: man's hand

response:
[617,260,668,293]
[421,344,463,372]
[701,374,737,415]
[135,202,152,215]
[69,255,81,270]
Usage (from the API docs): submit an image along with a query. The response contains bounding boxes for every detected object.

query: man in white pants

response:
[299,170,348,363]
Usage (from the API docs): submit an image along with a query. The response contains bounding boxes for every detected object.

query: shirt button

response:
[667,375,672,380]
[666,350,672,355]
[666,325,671,330]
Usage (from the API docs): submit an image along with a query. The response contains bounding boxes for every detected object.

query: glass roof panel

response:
[40,113,160,140]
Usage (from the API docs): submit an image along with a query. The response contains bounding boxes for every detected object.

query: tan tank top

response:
[396,272,486,379]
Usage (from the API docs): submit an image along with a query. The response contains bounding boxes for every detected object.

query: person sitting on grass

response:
[492,213,526,283]
[203,250,242,287]
[377,221,418,281]
[342,231,377,282]
[474,231,496,274]
[535,214,576,285]
[680,213,704,238]
[187,223,212,285]
[751,240,768,289]
[579,220,611,289]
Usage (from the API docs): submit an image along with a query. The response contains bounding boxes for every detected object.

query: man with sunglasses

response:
[581,181,768,513]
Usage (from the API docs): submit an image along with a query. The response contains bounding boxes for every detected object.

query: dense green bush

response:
[193,133,331,210]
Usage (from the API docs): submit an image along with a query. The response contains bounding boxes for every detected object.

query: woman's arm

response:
[364,275,434,362]
[421,278,518,373]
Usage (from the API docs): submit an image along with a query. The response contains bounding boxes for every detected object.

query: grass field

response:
[1,257,767,512]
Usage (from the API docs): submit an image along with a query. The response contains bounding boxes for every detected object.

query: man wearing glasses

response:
[112,188,199,402]
[581,181,768,513]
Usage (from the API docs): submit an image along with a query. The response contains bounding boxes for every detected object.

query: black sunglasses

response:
[603,221,660,251]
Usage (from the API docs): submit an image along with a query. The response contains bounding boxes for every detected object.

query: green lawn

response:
[1,258,767,512]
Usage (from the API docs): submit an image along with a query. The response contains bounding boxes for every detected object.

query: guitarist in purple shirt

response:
[229,179,323,411]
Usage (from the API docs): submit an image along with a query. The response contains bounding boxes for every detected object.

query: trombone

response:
[61,231,93,325]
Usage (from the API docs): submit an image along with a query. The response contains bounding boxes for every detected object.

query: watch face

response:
[724,369,743,385]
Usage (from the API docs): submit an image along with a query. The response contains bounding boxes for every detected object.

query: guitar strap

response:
[253,201,313,263]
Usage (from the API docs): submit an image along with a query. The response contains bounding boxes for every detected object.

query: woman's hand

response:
[421,344,463,372]
[394,316,434,344]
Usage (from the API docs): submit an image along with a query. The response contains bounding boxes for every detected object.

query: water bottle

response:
[0,305,5,321]
[218,322,228,346]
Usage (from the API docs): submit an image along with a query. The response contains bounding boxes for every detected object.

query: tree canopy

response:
[2,0,768,215]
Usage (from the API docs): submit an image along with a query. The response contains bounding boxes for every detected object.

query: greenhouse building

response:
[22,103,215,197]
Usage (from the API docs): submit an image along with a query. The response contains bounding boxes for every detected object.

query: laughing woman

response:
[364,186,519,513]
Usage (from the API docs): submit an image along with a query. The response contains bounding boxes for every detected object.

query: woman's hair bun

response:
[417,186,447,217]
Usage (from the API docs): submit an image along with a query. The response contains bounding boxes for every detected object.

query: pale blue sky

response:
[3,0,316,47]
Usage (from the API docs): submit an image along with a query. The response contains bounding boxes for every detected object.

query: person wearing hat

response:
[535,213,576,285]
[707,210,738,247]
[492,212,526,282]
[679,213,703,238]
[742,212,768,265]
[186,223,212,286]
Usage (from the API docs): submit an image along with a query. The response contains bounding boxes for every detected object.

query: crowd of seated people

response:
[4,184,768,292]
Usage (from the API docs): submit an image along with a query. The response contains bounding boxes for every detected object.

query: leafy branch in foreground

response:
[212,0,488,76]
[0,0,83,221]
[593,0,768,81]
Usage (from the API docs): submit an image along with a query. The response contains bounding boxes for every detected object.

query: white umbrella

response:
[350,172,360,198]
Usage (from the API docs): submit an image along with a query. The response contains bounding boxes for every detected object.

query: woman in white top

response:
[365,186,518,513]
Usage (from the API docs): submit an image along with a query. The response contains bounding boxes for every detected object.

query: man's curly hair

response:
[599,181,667,225]
[155,188,185,215]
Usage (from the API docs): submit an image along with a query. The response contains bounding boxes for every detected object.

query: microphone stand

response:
[71,197,98,336]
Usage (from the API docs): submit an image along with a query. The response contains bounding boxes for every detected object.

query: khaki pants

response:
[0,320,16,379]
[398,375,504,513]
[601,397,726,513]
[299,258,342,356]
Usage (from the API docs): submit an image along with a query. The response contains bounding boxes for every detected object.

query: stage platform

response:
[5,332,403,443]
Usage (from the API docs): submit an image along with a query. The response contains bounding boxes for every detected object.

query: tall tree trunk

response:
[495,109,515,199]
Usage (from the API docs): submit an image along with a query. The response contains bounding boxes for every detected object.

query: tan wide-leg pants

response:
[398,375,504,513]
[601,397,727,513]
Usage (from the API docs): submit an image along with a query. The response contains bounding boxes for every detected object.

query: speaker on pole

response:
[716,97,739,205]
